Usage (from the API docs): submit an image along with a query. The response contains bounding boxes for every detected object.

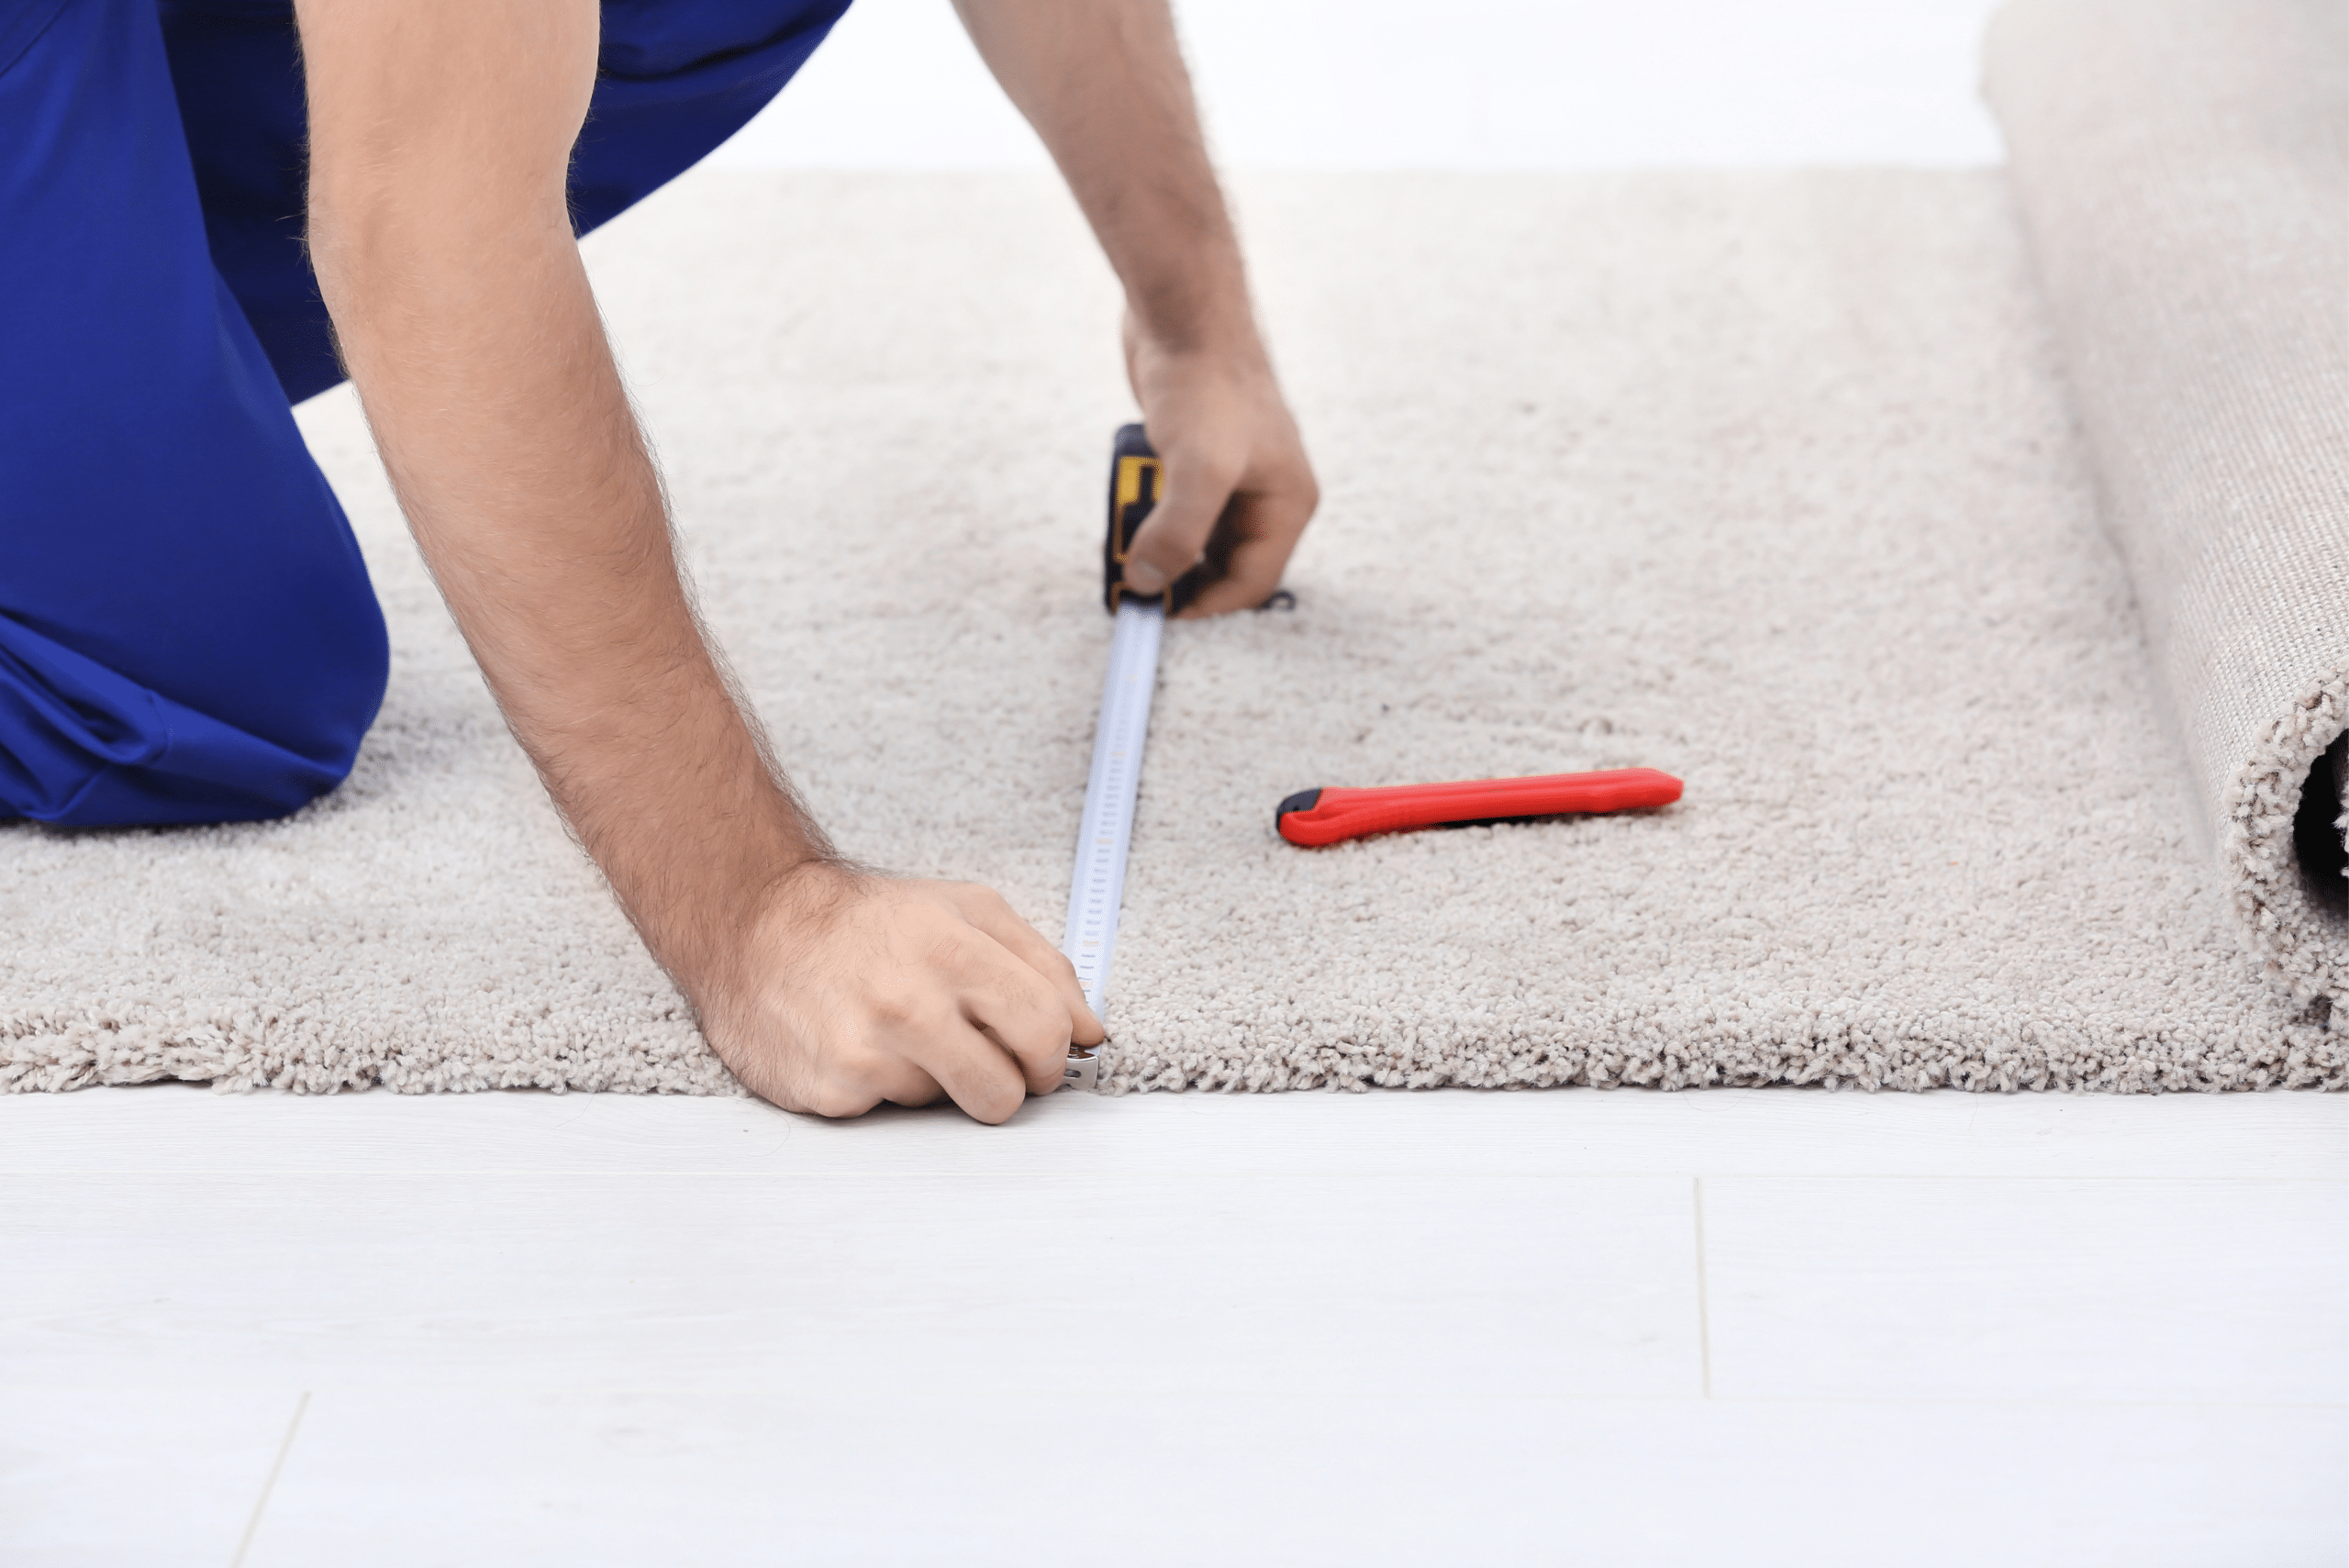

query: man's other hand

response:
[700,865,1107,1124]
[952,0,1321,617]
[1120,310,1319,617]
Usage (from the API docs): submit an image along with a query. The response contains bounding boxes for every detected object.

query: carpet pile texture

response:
[4,0,2343,1095]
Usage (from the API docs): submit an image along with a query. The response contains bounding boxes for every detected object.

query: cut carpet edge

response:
[1095,1001,2348,1098]
[0,1011,744,1096]
[8,1013,2344,1097]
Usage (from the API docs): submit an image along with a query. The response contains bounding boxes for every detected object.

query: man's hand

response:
[707,867,1102,1122]
[298,0,1096,1120]
[1119,310,1318,614]
[954,0,1320,616]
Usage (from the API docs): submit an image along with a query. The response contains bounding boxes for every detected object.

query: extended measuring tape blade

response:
[1060,425,1166,1093]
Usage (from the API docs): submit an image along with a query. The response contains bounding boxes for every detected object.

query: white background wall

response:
[712,0,2009,170]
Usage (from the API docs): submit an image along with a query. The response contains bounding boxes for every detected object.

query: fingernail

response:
[1124,560,1168,594]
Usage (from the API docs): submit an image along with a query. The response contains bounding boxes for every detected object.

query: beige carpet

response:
[1,152,2339,1096]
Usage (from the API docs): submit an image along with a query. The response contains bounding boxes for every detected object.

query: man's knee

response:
[0,574,388,828]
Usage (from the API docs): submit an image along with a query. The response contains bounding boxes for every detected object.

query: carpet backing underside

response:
[2,158,2340,1096]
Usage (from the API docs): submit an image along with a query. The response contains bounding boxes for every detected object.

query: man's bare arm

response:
[954,0,1319,615]
[298,0,1100,1121]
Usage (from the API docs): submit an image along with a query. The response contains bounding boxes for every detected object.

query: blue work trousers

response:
[0,0,847,825]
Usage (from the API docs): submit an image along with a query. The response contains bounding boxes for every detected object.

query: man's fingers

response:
[951,887,1107,1046]
[836,895,1085,1121]
[1174,488,1314,617]
[791,1046,943,1118]
[949,930,1081,1097]
[1122,447,1236,594]
[905,1014,1032,1124]
[874,1060,947,1110]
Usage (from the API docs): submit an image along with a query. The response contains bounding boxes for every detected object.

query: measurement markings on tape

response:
[1059,598,1162,1092]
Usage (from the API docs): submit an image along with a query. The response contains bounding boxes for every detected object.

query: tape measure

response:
[1061,425,1165,1092]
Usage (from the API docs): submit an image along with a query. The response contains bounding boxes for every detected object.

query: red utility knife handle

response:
[1275,768,1683,847]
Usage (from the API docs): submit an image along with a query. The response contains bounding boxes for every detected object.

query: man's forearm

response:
[952,0,1258,355]
[290,0,1099,1123]
[299,0,827,979]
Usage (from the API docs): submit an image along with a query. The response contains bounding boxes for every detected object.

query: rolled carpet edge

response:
[1986,0,2349,1013]
[2228,669,2349,1007]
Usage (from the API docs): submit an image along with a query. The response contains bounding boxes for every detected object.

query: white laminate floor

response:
[3,1084,2343,1566]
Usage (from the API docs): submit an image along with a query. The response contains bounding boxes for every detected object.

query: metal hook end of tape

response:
[1062,1042,1100,1094]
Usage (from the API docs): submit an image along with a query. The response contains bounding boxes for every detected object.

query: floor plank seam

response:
[1694,1175,1715,1400]
[230,1390,308,1568]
